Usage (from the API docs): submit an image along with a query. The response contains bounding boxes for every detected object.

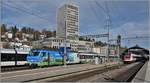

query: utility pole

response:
[105,1,110,62]
[106,16,110,62]
[93,1,112,62]
[64,17,67,67]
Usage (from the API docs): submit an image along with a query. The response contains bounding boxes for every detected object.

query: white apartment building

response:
[56,4,79,40]
[56,4,79,51]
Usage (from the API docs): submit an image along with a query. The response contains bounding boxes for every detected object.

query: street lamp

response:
[13,44,17,66]
[63,16,67,67]
[117,35,121,63]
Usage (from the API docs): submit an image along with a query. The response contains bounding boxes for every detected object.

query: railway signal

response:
[117,35,121,63]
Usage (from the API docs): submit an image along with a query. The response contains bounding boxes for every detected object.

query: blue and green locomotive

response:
[26,50,80,67]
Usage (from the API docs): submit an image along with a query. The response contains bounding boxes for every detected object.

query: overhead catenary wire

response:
[109,36,149,41]
[7,1,43,15]
[94,0,107,15]
[88,1,103,26]
[88,1,107,40]
[1,2,50,23]
[1,0,3,24]
[85,1,110,38]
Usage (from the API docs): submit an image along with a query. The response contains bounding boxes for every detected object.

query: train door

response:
[47,52,55,66]
[95,57,99,65]
[40,52,48,66]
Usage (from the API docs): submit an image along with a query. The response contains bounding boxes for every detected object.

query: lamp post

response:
[63,16,67,67]
[117,35,121,63]
[64,39,67,67]
[13,41,17,66]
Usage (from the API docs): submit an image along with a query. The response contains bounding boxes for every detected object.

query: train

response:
[1,49,118,68]
[27,50,80,67]
[1,49,103,67]
[122,45,149,64]
[26,50,105,67]
[1,49,28,67]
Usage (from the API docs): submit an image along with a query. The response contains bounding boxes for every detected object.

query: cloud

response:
[110,21,149,48]
[110,21,148,38]
[2,0,149,48]
[2,0,58,30]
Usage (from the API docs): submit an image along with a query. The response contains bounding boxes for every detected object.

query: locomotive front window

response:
[125,55,130,58]
[31,52,40,56]
[40,52,47,57]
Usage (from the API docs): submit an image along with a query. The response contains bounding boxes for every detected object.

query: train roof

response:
[1,49,29,54]
[32,50,58,53]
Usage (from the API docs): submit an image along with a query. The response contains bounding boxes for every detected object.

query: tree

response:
[92,39,95,41]
[10,26,18,39]
[1,24,7,35]
[16,31,23,40]
[52,31,56,37]
[33,30,41,40]
[27,27,34,34]
[46,31,52,38]
[94,41,106,47]
[21,27,27,33]
[79,37,84,40]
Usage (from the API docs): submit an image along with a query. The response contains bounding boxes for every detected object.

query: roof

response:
[32,50,57,53]
[127,45,149,54]
[129,45,145,50]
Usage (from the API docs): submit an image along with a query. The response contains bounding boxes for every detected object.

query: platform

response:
[132,59,150,82]
[0,62,118,82]
[145,59,150,81]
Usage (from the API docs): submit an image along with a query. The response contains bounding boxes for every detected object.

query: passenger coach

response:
[1,49,28,66]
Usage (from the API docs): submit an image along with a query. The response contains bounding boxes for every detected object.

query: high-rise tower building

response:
[56,4,79,40]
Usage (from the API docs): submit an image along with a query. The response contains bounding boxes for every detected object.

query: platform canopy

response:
[128,45,149,55]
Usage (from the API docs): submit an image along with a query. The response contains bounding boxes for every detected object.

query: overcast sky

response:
[1,0,149,49]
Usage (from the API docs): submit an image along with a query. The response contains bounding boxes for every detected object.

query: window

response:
[1,53,28,61]
[1,53,15,61]
[31,52,40,56]
[41,52,47,57]
[17,54,27,61]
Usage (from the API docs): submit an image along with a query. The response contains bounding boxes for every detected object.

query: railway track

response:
[1,63,119,82]
[1,65,30,72]
[1,61,145,82]
[28,63,124,82]
[32,61,145,82]
[1,63,84,72]
[113,61,145,82]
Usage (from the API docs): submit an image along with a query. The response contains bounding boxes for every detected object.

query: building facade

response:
[56,4,79,51]
[56,4,79,40]
[32,37,70,49]
[78,40,94,52]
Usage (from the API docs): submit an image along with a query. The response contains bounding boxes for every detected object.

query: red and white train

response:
[122,45,149,64]
[123,52,141,63]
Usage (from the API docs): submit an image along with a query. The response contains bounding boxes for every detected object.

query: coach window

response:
[1,54,15,61]
[17,54,27,61]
